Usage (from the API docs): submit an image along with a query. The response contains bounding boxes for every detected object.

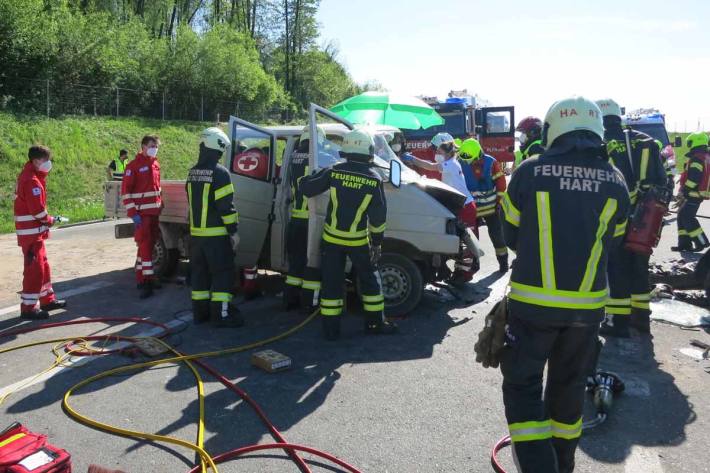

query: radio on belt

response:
[251,350,292,373]
[0,422,71,473]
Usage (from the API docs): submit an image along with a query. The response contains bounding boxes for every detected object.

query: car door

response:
[306,104,353,267]
[227,116,277,268]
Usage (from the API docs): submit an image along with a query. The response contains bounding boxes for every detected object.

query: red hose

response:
[1,317,362,473]
[490,435,511,473]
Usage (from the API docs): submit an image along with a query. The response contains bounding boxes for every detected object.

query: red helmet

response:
[516,116,543,134]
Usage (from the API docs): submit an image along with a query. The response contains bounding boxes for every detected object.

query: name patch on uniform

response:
[125,169,132,176]
[534,164,625,193]
[32,187,41,196]
[331,172,378,190]
[187,169,214,183]
[139,166,149,173]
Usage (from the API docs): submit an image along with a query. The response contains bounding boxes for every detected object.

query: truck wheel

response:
[153,236,178,278]
[379,253,423,317]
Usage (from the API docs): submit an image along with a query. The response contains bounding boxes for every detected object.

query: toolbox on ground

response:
[0,423,71,473]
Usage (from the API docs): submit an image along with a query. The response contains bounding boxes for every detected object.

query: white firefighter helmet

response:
[300,125,326,144]
[431,132,455,149]
[595,98,622,118]
[341,128,375,157]
[200,127,230,152]
[543,96,604,147]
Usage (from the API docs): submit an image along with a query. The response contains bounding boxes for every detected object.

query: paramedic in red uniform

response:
[122,135,163,299]
[14,145,66,319]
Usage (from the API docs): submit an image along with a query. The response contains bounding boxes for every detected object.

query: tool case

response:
[0,423,71,473]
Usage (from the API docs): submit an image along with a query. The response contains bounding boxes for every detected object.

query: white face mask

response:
[38,160,53,173]
[434,154,445,164]
[518,134,528,146]
[391,143,402,152]
[146,147,158,158]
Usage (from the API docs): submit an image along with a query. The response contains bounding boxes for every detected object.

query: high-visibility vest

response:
[112,158,126,180]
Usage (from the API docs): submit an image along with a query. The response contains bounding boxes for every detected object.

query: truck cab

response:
[623,110,680,172]
[105,104,478,317]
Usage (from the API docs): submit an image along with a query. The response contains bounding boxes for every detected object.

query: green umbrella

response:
[330,92,444,130]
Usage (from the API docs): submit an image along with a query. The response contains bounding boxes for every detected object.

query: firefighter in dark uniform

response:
[596,99,667,337]
[514,116,545,169]
[674,132,710,252]
[186,127,243,327]
[498,97,630,473]
[283,125,329,312]
[300,128,397,340]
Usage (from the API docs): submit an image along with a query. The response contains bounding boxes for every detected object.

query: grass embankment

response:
[0,114,209,234]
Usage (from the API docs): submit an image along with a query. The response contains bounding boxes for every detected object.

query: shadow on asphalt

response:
[579,333,695,465]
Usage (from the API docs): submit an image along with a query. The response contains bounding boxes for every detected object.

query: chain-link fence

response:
[0,76,300,124]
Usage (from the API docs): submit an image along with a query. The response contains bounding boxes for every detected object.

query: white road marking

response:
[0,314,190,399]
[0,281,112,317]
[625,446,664,473]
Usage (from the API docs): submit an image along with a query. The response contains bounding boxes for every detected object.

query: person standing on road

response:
[121,135,162,299]
[514,116,545,169]
[673,132,710,252]
[283,126,331,313]
[404,133,479,284]
[596,98,667,337]
[14,145,67,319]
[300,128,397,341]
[459,137,509,272]
[107,149,129,181]
[497,97,630,473]
[186,127,243,327]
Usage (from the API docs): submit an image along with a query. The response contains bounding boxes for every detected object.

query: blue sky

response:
[318,0,710,131]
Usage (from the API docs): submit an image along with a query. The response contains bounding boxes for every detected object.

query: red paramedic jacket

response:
[14,162,54,247]
[121,152,162,218]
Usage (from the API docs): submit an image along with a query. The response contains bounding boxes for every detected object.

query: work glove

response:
[230,233,240,253]
[672,194,687,211]
[474,297,508,369]
[400,153,415,163]
[370,244,382,266]
[53,216,69,224]
[131,214,142,228]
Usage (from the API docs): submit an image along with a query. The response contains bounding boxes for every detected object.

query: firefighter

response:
[459,137,509,272]
[300,128,397,340]
[283,125,328,312]
[673,132,710,252]
[404,133,479,283]
[186,127,244,327]
[13,145,67,319]
[494,96,630,473]
[107,149,129,181]
[514,116,545,169]
[596,98,667,337]
[122,135,163,299]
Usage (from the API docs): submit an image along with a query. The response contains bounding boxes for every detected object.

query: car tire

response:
[379,252,423,317]
[153,236,178,277]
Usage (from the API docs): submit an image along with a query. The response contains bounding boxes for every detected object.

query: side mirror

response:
[390,159,402,189]
[674,136,682,147]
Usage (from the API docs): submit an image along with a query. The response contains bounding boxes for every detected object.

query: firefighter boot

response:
[364,311,398,335]
[497,254,509,273]
[322,316,341,341]
[138,281,154,299]
[630,309,651,333]
[192,300,210,325]
[20,308,50,320]
[211,302,244,328]
[599,315,630,338]
[282,285,300,311]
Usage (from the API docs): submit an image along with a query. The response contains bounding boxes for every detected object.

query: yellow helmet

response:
[686,132,709,152]
[458,138,483,162]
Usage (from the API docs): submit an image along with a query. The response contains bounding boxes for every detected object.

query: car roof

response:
[265,123,402,136]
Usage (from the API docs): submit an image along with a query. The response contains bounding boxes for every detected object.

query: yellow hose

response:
[1,309,319,472]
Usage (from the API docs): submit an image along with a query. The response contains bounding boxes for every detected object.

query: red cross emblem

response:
[237,153,260,172]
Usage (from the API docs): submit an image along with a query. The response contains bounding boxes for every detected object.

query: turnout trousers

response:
[20,240,56,312]
[500,314,599,473]
[481,209,508,259]
[134,214,160,284]
[284,218,321,309]
[319,241,385,321]
[454,202,479,282]
[190,235,236,323]
[606,245,651,323]
[677,198,708,248]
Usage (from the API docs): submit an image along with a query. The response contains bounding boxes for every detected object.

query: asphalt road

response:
[0,209,709,473]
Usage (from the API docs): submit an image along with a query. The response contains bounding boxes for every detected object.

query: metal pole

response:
[46,79,50,117]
